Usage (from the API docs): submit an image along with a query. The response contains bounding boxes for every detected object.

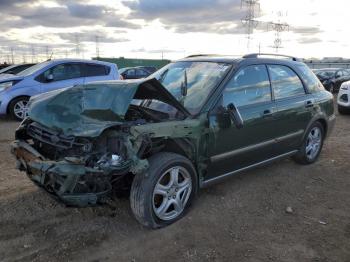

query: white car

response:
[337,81,350,114]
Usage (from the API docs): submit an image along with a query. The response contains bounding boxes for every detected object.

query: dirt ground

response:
[0,107,349,262]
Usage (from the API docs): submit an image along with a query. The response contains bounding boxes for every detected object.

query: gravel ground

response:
[0,107,349,262]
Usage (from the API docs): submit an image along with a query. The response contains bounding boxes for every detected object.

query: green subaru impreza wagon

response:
[12,53,335,228]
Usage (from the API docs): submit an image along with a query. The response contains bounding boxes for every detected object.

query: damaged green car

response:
[11,54,335,228]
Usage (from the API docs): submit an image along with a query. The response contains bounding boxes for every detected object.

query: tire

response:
[130,152,198,229]
[293,121,324,165]
[9,96,30,121]
[338,105,350,115]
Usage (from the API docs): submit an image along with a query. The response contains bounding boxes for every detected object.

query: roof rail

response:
[243,53,300,61]
[186,54,219,58]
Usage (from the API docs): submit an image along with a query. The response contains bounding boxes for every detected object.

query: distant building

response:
[94,57,171,70]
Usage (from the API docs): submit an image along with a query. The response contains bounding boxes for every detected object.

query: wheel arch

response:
[302,115,328,142]
[7,95,31,114]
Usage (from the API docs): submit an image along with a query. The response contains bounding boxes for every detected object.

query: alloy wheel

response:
[152,166,192,221]
[305,127,322,160]
[13,100,29,120]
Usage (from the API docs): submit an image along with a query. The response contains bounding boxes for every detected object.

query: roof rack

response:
[243,53,300,61]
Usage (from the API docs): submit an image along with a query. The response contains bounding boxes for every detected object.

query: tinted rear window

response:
[84,64,110,77]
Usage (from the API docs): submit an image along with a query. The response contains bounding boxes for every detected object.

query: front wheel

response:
[293,122,324,165]
[9,97,29,121]
[130,152,198,229]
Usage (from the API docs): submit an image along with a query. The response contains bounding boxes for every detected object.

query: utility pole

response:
[74,34,80,58]
[10,47,14,64]
[45,45,49,60]
[268,11,289,53]
[95,35,100,58]
[241,0,260,52]
[31,45,35,63]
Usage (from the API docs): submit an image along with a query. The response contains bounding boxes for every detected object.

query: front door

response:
[39,63,85,93]
[206,64,278,180]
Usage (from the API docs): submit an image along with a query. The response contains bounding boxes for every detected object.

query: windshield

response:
[119,68,129,74]
[316,70,336,78]
[0,65,16,74]
[17,61,51,76]
[145,61,231,114]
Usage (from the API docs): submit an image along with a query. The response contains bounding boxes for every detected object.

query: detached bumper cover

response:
[11,140,111,206]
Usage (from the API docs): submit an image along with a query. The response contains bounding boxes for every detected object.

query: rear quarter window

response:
[296,64,324,92]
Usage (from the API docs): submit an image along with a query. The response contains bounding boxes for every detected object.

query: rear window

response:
[297,64,324,92]
[84,64,110,77]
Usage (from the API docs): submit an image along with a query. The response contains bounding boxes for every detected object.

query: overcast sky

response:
[0,0,348,63]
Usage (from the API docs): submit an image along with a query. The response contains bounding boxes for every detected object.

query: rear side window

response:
[84,64,110,77]
[268,65,305,99]
[223,64,271,107]
[297,64,324,92]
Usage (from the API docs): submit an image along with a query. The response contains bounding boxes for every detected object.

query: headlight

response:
[0,81,14,92]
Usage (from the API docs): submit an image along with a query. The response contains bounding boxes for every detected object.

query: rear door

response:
[267,64,312,154]
[38,63,85,93]
[83,63,113,83]
[206,64,278,179]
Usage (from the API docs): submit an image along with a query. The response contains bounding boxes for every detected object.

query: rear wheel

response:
[9,97,29,121]
[293,122,324,165]
[130,152,197,228]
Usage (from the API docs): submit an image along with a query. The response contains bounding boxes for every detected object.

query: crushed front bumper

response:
[11,140,111,206]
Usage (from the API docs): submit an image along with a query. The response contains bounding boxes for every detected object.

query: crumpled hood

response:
[28,78,190,137]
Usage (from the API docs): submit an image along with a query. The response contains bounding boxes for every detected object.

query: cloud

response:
[131,47,182,53]
[123,0,245,34]
[0,1,140,30]
[290,26,323,36]
[58,31,129,43]
[298,37,322,44]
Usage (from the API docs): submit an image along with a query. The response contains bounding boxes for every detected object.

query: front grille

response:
[27,122,77,149]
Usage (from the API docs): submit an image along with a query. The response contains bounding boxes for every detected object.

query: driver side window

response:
[223,65,272,107]
[43,63,82,82]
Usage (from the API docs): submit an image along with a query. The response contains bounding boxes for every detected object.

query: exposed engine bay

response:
[12,104,177,206]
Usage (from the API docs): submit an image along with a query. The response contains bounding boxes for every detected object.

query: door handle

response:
[305,100,314,108]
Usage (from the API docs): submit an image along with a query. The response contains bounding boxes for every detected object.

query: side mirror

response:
[227,103,244,129]
[46,74,54,82]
